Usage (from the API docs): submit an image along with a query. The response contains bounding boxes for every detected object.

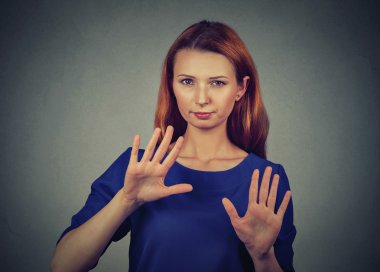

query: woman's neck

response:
[178,124,244,161]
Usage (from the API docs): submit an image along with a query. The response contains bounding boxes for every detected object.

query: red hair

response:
[153,20,269,159]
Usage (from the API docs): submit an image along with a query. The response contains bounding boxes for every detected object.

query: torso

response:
[167,143,249,172]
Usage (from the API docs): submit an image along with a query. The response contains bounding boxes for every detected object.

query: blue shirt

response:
[58,147,296,271]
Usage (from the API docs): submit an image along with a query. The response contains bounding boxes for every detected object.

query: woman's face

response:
[172,49,249,131]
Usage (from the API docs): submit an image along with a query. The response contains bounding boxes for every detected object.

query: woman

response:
[51,20,296,272]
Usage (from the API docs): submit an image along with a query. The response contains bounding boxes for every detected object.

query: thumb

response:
[166,183,193,196]
[222,197,241,223]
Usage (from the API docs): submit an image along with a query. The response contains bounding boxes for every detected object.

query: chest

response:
[130,180,251,245]
[128,175,254,271]
[175,157,246,171]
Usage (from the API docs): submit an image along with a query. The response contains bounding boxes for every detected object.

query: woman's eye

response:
[181,79,193,85]
[211,80,226,87]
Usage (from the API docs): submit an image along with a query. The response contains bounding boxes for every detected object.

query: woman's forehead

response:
[173,49,235,77]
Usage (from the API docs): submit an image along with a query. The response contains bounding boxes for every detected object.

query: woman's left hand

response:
[222,166,291,260]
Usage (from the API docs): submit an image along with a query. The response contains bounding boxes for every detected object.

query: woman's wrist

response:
[248,246,275,262]
[117,188,143,211]
[248,246,283,272]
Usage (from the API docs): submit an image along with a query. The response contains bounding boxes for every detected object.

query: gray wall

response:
[1,0,379,271]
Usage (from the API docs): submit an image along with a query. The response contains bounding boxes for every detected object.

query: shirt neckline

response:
[172,152,252,174]
[158,150,254,195]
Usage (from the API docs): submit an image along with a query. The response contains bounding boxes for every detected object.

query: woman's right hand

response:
[121,125,192,206]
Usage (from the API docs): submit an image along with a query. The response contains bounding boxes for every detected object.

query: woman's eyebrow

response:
[177,74,195,78]
[209,76,229,79]
[177,74,229,79]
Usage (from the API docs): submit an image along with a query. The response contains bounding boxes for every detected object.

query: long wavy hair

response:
[153,20,269,159]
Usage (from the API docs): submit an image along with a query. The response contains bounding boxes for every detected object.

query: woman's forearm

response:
[50,189,140,272]
[249,246,283,272]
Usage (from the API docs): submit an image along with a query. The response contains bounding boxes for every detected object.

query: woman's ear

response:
[236,76,250,101]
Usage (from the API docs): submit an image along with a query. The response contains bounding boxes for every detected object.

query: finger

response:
[267,174,279,211]
[140,128,161,163]
[152,125,174,163]
[277,191,292,219]
[222,197,241,223]
[259,166,272,205]
[130,134,140,165]
[248,169,259,204]
[161,136,184,171]
[165,183,193,196]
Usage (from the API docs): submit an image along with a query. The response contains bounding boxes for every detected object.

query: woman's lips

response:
[193,112,213,119]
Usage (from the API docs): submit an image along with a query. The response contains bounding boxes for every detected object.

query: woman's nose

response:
[195,84,210,105]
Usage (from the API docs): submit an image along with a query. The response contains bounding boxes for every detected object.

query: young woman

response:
[51,20,296,272]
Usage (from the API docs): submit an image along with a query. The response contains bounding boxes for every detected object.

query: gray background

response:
[1,0,379,271]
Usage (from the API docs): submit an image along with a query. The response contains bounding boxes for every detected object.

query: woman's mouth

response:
[193,112,213,119]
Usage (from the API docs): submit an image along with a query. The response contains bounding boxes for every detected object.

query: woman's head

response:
[154,20,269,158]
[172,48,250,135]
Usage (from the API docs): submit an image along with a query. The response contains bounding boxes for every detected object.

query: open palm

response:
[122,126,193,205]
[222,166,291,259]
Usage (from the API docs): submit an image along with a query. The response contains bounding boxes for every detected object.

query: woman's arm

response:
[50,189,140,272]
[51,126,192,271]
[249,246,283,272]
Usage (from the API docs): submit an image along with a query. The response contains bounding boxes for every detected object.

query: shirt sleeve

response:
[56,147,133,246]
[273,163,297,272]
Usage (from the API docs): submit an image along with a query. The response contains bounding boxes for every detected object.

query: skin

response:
[170,49,250,168]
[51,49,291,272]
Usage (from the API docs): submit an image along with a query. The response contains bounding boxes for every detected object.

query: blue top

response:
[57,147,296,272]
